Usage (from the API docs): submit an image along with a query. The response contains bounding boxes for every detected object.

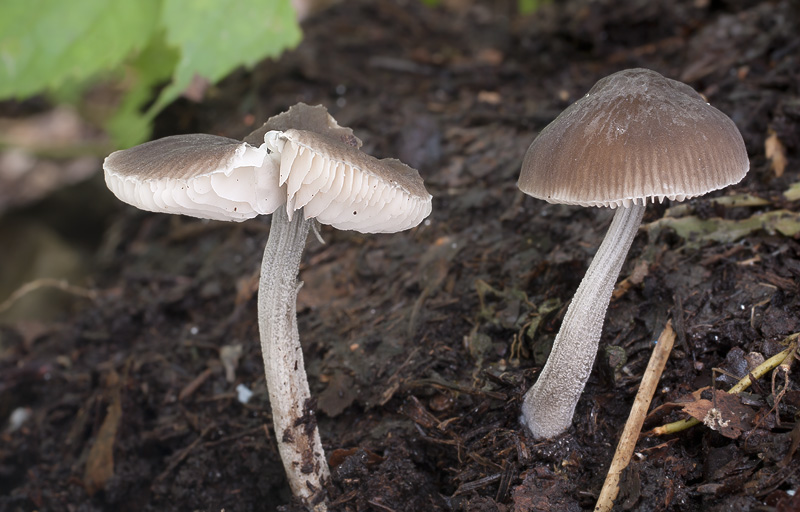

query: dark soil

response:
[2,0,800,511]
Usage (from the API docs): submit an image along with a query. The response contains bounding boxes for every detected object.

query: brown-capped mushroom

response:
[104,133,283,220]
[103,104,433,510]
[517,69,749,440]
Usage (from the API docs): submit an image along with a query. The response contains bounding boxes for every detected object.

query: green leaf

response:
[0,0,160,98]
[149,0,302,115]
[106,32,180,148]
[519,0,552,15]
[0,0,302,147]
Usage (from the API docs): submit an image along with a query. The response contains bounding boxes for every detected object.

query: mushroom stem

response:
[521,203,645,440]
[258,206,329,510]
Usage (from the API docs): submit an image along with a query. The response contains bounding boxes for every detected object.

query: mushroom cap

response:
[104,134,283,221]
[518,68,749,208]
[265,129,433,234]
[244,102,362,149]
[104,104,432,233]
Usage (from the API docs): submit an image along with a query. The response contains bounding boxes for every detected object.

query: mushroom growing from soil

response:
[517,69,749,440]
[103,104,432,510]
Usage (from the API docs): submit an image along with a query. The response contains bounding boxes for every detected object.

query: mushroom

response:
[103,104,433,510]
[517,69,749,440]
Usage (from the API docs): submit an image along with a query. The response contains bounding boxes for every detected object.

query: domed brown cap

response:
[518,68,749,208]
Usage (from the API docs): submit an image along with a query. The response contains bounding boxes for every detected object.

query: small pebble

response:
[7,407,32,432]
[236,384,254,404]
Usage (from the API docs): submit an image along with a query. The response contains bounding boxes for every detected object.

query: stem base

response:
[521,204,645,439]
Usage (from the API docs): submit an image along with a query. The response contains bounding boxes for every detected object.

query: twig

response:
[152,426,213,486]
[366,498,398,512]
[0,277,98,314]
[452,473,503,496]
[763,344,796,428]
[203,426,265,448]
[178,367,215,401]
[650,337,796,436]
[405,376,507,400]
[595,321,676,512]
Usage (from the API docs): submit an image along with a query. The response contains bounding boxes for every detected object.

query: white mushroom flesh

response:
[105,128,432,233]
[265,129,432,234]
[104,134,284,222]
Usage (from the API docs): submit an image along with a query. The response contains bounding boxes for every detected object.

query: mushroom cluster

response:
[517,68,749,440]
[102,68,752,503]
[103,104,432,510]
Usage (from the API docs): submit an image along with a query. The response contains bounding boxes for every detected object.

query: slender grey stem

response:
[521,203,646,440]
[258,207,329,510]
